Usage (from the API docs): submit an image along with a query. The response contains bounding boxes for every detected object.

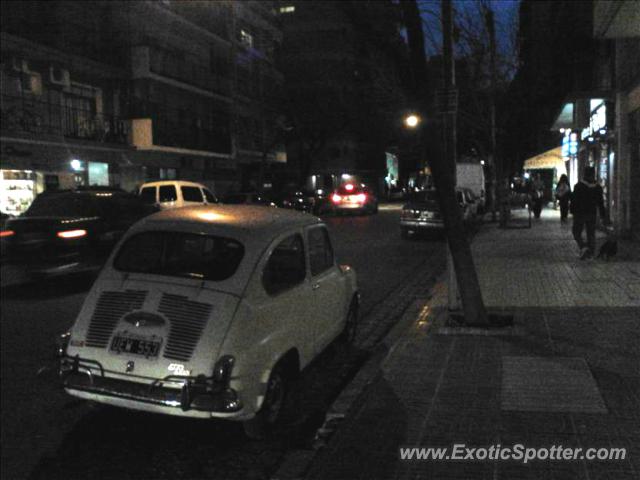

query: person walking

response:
[555,174,571,223]
[531,173,545,218]
[570,166,608,259]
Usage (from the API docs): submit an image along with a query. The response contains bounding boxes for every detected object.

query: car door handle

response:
[312,283,320,290]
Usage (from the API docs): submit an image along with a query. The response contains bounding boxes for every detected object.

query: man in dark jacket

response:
[570,166,607,259]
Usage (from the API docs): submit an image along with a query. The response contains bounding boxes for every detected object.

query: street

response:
[0,205,446,480]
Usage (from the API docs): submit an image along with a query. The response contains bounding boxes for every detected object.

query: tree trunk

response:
[401,0,488,325]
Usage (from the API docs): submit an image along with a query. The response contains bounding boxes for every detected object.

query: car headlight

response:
[213,355,235,384]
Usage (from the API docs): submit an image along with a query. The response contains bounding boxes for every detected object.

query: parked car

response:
[400,188,474,238]
[272,189,316,214]
[1,188,158,278]
[327,183,378,215]
[221,192,277,207]
[139,181,218,210]
[58,205,359,437]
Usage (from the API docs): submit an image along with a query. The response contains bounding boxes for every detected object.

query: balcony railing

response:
[129,99,232,154]
[0,94,129,144]
[148,46,232,96]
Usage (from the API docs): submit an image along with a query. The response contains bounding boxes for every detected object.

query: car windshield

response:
[114,231,245,281]
[24,194,98,217]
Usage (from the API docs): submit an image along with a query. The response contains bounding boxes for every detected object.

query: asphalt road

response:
[0,205,446,480]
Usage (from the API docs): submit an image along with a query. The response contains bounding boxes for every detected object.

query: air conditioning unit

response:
[21,73,43,95]
[49,66,71,88]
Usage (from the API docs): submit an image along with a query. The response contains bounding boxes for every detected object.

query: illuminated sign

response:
[589,101,606,135]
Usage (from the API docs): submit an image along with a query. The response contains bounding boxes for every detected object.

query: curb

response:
[272,278,448,480]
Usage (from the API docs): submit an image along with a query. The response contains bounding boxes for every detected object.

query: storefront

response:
[578,99,616,223]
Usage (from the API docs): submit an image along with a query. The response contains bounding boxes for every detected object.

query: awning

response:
[524,147,567,176]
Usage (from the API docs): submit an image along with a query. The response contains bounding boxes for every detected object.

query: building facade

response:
[277,0,409,193]
[0,0,283,215]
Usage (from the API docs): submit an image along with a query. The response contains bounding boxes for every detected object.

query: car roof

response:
[131,204,322,240]
[140,180,206,188]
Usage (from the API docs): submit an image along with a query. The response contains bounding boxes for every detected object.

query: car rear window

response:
[409,190,439,207]
[114,231,244,281]
[337,185,364,195]
[203,189,218,203]
[24,194,98,217]
[139,187,156,204]
[181,186,203,202]
[159,185,177,202]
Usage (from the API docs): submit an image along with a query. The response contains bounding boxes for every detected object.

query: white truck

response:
[456,162,486,213]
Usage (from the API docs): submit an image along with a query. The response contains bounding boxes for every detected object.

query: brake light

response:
[332,193,342,203]
[57,229,87,239]
[0,230,14,238]
[345,183,354,192]
[356,193,366,203]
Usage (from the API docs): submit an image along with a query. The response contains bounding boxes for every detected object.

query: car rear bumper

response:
[400,218,444,229]
[59,354,246,419]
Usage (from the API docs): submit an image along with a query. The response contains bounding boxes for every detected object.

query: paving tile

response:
[501,357,608,414]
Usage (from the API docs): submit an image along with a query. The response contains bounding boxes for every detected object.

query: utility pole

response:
[441,0,461,310]
[484,6,499,223]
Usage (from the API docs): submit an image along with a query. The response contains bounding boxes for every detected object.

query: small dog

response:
[597,238,618,260]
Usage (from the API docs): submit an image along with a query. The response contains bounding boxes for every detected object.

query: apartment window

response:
[239,29,253,48]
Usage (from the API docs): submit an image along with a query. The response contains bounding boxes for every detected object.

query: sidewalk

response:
[304,209,640,480]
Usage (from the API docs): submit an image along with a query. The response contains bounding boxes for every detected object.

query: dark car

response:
[400,188,474,239]
[221,192,277,207]
[272,189,317,213]
[0,188,158,278]
[327,183,378,215]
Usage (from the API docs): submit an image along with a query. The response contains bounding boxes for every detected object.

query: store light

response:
[480,160,485,165]
[559,128,565,133]
[70,159,83,172]
[57,229,87,239]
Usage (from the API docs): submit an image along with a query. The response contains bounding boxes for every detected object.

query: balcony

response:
[129,100,231,154]
[132,46,232,98]
[0,93,129,144]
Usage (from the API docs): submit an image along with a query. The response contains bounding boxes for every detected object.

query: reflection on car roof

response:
[138,204,321,236]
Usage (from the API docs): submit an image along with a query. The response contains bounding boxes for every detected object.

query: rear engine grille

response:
[159,294,212,362]
[85,290,148,348]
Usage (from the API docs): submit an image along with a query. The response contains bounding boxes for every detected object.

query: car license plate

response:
[110,335,161,358]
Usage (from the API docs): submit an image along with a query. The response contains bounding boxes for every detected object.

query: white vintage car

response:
[59,205,358,435]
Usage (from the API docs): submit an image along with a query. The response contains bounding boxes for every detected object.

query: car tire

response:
[243,362,292,440]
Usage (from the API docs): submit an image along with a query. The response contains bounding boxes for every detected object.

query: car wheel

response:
[243,362,291,440]
[340,297,358,344]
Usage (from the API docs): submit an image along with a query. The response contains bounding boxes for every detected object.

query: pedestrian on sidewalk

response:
[555,174,571,222]
[531,173,545,219]
[570,166,608,259]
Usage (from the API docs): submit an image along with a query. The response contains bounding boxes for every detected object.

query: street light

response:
[404,114,420,128]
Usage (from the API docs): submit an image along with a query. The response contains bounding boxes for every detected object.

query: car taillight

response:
[332,193,342,203]
[344,183,354,192]
[356,193,366,203]
[0,230,14,238]
[57,229,87,239]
